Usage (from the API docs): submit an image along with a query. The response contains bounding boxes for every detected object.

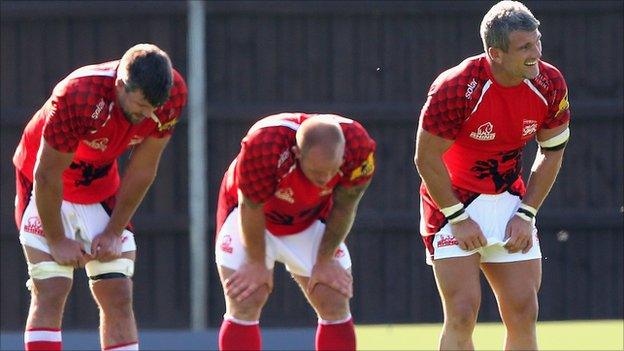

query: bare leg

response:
[291,272,351,321]
[432,254,482,350]
[89,251,138,349]
[481,259,541,350]
[22,245,73,330]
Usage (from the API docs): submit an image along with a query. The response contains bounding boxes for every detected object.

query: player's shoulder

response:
[428,54,488,95]
[168,68,188,104]
[54,61,117,98]
[243,113,299,148]
[530,60,567,93]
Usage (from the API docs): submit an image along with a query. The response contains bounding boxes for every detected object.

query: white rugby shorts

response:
[424,191,541,265]
[215,207,351,277]
[19,193,136,255]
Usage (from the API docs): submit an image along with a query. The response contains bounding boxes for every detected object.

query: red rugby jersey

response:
[216,113,376,236]
[419,54,570,235]
[13,61,187,204]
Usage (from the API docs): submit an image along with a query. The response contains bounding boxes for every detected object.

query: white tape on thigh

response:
[85,258,134,278]
[26,261,74,290]
[28,261,74,280]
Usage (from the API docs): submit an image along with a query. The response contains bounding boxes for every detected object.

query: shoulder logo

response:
[275,187,295,204]
[522,119,538,138]
[350,152,375,181]
[556,90,570,117]
[470,122,496,141]
[83,137,109,151]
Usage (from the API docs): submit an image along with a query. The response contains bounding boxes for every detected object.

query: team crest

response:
[522,119,538,138]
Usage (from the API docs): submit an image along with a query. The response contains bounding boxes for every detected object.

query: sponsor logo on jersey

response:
[522,119,538,137]
[533,74,549,90]
[220,234,233,254]
[275,187,295,204]
[350,152,375,181]
[277,149,290,168]
[465,79,478,100]
[83,137,109,151]
[128,135,144,146]
[24,216,44,236]
[470,122,496,141]
[437,235,459,248]
[91,98,106,119]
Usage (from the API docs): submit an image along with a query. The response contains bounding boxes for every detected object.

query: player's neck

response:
[487,60,524,88]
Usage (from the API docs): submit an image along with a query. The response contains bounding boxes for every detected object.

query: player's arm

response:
[34,140,75,244]
[238,192,267,264]
[34,139,88,266]
[92,136,169,260]
[414,129,457,208]
[522,122,570,210]
[223,192,273,302]
[414,126,487,250]
[504,122,569,254]
[316,180,370,262]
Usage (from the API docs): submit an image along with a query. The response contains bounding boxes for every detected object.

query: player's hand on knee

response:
[504,216,533,253]
[49,237,88,268]
[451,217,486,251]
[91,231,123,262]
[225,261,272,303]
[308,259,353,298]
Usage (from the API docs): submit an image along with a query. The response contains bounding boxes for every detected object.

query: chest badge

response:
[522,119,538,138]
[470,122,496,141]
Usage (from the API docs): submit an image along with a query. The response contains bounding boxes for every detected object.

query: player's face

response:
[495,29,542,86]
[298,145,344,188]
[116,80,157,124]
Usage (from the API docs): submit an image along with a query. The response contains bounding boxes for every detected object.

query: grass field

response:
[356,320,624,350]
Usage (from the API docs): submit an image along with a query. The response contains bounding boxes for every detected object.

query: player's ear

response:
[291,145,302,159]
[488,47,503,63]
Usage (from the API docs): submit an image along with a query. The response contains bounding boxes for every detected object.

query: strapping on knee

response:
[85,258,134,281]
[26,261,74,290]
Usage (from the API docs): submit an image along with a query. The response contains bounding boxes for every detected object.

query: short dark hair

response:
[118,43,173,107]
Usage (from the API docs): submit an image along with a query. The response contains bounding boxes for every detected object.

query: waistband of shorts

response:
[474,191,518,202]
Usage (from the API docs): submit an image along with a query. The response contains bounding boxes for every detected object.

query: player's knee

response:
[228,285,270,319]
[445,299,479,331]
[505,295,539,325]
[310,284,350,320]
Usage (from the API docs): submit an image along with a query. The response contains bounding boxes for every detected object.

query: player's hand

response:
[91,230,123,262]
[307,259,353,298]
[225,261,273,303]
[49,237,89,268]
[504,215,534,253]
[451,217,487,251]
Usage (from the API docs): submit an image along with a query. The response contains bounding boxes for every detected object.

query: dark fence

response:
[1,1,622,330]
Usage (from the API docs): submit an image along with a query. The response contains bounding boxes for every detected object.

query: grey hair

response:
[480,1,540,53]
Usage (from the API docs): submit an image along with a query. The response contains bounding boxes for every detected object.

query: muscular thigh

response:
[481,259,542,301]
[433,254,482,301]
